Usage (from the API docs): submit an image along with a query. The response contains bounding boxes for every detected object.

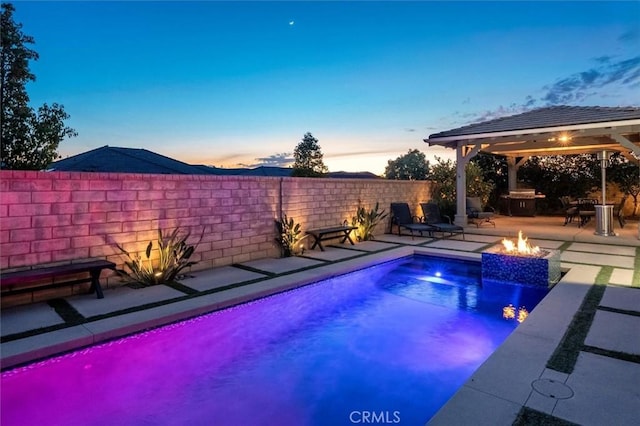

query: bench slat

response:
[306,225,357,235]
[1,260,116,286]
[1,260,116,300]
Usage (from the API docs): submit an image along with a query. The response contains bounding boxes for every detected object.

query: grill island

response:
[500,190,545,216]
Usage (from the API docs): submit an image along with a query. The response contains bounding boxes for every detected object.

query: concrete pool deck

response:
[1,216,639,425]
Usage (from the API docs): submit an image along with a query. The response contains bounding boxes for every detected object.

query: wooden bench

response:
[0,259,116,299]
[306,225,358,251]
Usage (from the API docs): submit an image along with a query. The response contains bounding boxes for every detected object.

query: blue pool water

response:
[1,255,548,426]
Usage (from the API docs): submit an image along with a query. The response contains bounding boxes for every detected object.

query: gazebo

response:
[425,106,640,226]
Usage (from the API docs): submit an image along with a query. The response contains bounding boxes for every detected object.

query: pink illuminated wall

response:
[0,171,432,305]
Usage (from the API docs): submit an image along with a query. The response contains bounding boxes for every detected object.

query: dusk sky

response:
[14,1,640,174]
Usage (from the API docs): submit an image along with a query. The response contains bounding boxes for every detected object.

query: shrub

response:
[115,228,202,286]
[351,201,388,241]
[275,214,307,257]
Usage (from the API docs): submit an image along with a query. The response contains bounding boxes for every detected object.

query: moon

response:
[289,20,295,26]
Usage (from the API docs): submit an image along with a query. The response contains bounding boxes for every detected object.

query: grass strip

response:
[165,281,199,295]
[47,298,84,324]
[582,345,640,364]
[513,407,579,426]
[633,247,640,288]
[598,305,640,317]
[231,263,277,276]
[557,241,573,252]
[546,266,611,373]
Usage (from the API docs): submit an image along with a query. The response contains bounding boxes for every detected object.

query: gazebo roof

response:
[425,106,640,158]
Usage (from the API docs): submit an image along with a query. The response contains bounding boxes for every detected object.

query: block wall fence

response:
[0,171,433,305]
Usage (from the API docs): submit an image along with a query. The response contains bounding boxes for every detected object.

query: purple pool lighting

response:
[1,255,548,426]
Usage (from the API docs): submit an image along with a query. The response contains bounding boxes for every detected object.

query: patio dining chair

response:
[420,202,465,239]
[559,196,578,226]
[389,203,437,239]
[614,196,627,228]
[577,198,597,227]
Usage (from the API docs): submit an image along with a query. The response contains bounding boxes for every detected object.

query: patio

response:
[1,216,638,425]
[465,214,640,247]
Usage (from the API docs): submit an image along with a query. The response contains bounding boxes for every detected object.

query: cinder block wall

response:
[0,171,432,305]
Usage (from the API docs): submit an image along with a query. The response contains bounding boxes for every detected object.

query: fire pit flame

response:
[501,231,540,256]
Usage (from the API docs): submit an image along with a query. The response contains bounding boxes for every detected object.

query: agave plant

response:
[351,201,388,241]
[115,227,202,286]
[275,214,307,257]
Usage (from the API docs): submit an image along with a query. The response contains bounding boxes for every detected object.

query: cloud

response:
[327,149,408,159]
[239,152,293,168]
[539,55,640,104]
[618,28,639,43]
[454,54,640,126]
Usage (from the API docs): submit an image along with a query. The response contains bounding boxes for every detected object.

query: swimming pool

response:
[1,255,548,425]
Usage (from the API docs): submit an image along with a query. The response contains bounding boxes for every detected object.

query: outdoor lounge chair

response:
[466,197,496,227]
[420,202,465,239]
[389,203,437,238]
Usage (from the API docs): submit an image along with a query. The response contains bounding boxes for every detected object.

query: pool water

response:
[1,255,548,426]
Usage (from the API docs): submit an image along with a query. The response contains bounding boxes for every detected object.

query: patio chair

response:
[389,203,437,238]
[559,196,578,226]
[614,196,627,228]
[577,198,597,227]
[466,197,496,227]
[420,202,465,239]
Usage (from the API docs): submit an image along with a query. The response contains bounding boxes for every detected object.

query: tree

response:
[466,162,495,207]
[291,132,328,177]
[384,149,429,180]
[517,154,600,211]
[610,157,640,217]
[1,2,76,170]
[428,156,456,218]
[427,156,494,218]
[470,153,507,206]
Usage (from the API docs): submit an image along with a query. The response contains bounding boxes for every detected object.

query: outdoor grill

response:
[501,189,544,216]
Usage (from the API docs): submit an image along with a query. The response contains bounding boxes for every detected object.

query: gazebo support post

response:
[507,158,517,191]
[455,142,481,226]
[507,156,530,191]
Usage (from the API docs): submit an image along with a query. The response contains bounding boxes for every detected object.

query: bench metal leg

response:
[89,269,105,299]
[309,235,324,251]
[339,231,355,245]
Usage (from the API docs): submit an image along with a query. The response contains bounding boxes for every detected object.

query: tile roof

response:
[428,106,640,139]
[48,147,381,178]
[49,146,216,174]
[209,166,294,177]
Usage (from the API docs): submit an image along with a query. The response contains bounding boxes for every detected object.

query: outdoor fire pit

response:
[482,231,560,287]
